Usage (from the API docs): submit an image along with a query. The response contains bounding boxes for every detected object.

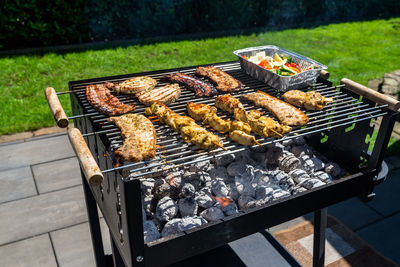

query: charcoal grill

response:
[45,61,399,267]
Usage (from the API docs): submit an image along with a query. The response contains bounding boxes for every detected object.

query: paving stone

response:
[368,78,382,91]
[0,135,74,171]
[0,234,57,267]
[356,213,400,264]
[0,186,87,245]
[0,167,37,203]
[328,197,382,231]
[0,131,33,145]
[51,219,111,267]
[366,169,400,216]
[269,215,312,234]
[33,157,81,193]
[385,155,400,171]
[33,126,66,137]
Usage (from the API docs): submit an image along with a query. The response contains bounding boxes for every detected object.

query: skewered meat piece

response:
[86,84,135,115]
[105,76,157,95]
[186,102,260,146]
[282,90,333,111]
[145,102,225,150]
[195,66,243,92]
[136,83,181,106]
[215,94,291,138]
[242,91,309,126]
[165,72,217,97]
[108,114,156,164]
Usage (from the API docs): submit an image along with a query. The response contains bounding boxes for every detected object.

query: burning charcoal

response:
[161,216,207,237]
[268,169,289,183]
[143,220,160,243]
[291,145,314,158]
[254,169,269,181]
[214,154,236,167]
[180,183,196,198]
[279,177,295,191]
[152,182,171,200]
[288,169,311,184]
[325,162,343,178]
[211,179,229,197]
[153,178,166,188]
[195,192,215,209]
[227,161,247,177]
[298,178,325,190]
[199,182,212,195]
[143,195,156,216]
[189,160,211,172]
[151,218,164,232]
[265,143,285,165]
[278,153,301,173]
[156,197,178,222]
[250,145,268,153]
[178,198,198,217]
[312,171,333,183]
[200,207,225,222]
[251,152,268,165]
[165,171,183,188]
[227,183,240,201]
[272,189,291,200]
[298,154,311,163]
[302,157,325,173]
[198,171,212,184]
[282,137,306,147]
[183,171,199,181]
[255,186,274,201]
[238,195,256,210]
[291,185,307,194]
[209,166,229,181]
[141,178,155,195]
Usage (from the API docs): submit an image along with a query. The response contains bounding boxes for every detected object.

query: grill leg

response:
[313,208,327,267]
[82,170,107,267]
[110,231,126,267]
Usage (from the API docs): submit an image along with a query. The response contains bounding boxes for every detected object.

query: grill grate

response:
[68,62,387,178]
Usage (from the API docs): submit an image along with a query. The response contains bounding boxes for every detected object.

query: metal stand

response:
[313,208,327,267]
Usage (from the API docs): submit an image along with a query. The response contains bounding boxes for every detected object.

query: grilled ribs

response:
[105,76,157,95]
[86,84,135,115]
[108,114,156,163]
[165,72,217,97]
[195,66,242,92]
[282,90,333,111]
[137,83,181,106]
[242,91,309,126]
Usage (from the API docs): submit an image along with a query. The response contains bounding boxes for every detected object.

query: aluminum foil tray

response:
[233,45,327,91]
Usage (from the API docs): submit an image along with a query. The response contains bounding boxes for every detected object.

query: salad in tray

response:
[242,52,318,76]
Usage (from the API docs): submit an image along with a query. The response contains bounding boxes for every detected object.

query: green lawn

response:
[0,18,399,134]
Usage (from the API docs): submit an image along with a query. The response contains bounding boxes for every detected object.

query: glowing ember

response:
[167,175,176,187]
[211,195,232,208]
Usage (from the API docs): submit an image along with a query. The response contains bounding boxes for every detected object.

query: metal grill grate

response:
[67,62,387,178]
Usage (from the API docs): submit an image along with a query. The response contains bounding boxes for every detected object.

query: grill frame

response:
[64,61,398,267]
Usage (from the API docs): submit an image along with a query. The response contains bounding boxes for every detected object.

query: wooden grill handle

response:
[45,87,69,128]
[341,78,400,111]
[320,70,330,80]
[68,128,104,186]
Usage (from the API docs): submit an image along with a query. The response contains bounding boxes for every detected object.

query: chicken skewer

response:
[282,90,333,111]
[187,102,260,146]
[145,102,225,150]
[215,94,291,138]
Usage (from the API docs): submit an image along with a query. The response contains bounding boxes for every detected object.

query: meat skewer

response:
[86,84,135,115]
[195,66,243,92]
[187,102,260,146]
[145,102,225,150]
[242,91,309,126]
[108,114,156,166]
[282,90,333,111]
[165,72,217,97]
[215,94,291,138]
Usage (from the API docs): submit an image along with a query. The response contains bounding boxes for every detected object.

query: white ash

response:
[298,178,325,190]
[198,171,212,183]
[141,178,155,195]
[312,171,333,183]
[288,169,311,184]
[143,220,160,243]
[291,185,307,194]
[156,197,178,222]
[152,182,171,200]
[278,177,295,191]
[227,182,240,201]
[199,182,212,195]
[227,161,247,177]
[222,202,239,216]
[291,145,314,158]
[211,179,230,197]
[161,216,207,237]
[235,179,255,197]
[178,198,198,217]
[255,186,274,201]
[298,154,311,163]
[268,169,289,183]
[238,195,257,210]
[180,183,196,198]
[278,153,301,173]
[201,207,225,221]
[302,157,325,173]
[325,162,343,178]
[254,169,269,182]
[213,154,236,166]
[188,160,211,172]
[143,195,155,217]
[195,192,215,209]
[209,166,229,181]
[165,171,183,187]
[272,189,291,200]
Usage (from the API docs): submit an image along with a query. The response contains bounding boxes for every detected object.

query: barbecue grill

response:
[45,61,399,267]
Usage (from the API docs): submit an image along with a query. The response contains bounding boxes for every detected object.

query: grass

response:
[0,18,399,134]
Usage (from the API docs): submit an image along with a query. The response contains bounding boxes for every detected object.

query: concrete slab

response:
[0,234,57,267]
[366,169,400,216]
[356,213,400,264]
[385,155,400,171]
[0,186,87,246]
[51,219,111,267]
[328,197,382,231]
[0,167,37,203]
[33,157,81,194]
[269,214,312,234]
[0,134,74,171]
[0,132,33,145]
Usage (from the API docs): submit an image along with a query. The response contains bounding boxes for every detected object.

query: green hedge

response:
[1,0,399,50]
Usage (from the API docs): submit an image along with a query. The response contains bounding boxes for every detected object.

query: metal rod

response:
[313,208,327,267]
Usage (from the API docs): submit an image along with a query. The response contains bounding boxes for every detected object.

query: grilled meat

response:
[215,94,291,138]
[187,102,260,146]
[195,66,242,92]
[282,90,333,111]
[145,102,225,150]
[108,114,156,163]
[242,91,309,126]
[105,76,157,95]
[165,72,217,97]
[86,84,135,115]
[136,83,181,106]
